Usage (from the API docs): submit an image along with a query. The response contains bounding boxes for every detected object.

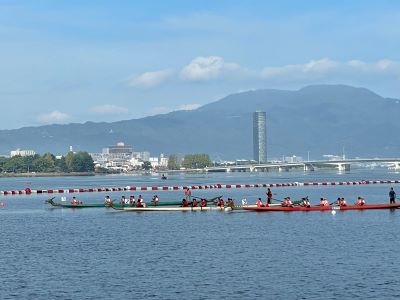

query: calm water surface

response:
[1,169,400,299]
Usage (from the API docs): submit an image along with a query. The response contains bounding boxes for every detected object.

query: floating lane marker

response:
[1,179,399,196]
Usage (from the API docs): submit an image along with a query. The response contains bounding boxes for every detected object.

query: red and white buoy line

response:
[0,179,400,196]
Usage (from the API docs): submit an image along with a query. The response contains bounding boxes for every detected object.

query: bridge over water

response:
[204,158,400,173]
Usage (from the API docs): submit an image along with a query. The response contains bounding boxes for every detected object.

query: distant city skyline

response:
[0,1,400,129]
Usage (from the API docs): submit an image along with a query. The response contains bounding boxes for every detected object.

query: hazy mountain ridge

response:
[1,84,399,160]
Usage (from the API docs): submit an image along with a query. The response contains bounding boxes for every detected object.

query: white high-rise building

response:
[253,111,267,163]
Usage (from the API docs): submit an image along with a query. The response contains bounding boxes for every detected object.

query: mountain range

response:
[1,84,399,160]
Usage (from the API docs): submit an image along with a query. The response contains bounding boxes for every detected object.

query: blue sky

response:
[1,0,400,129]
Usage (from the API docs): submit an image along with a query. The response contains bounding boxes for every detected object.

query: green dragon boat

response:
[45,196,222,208]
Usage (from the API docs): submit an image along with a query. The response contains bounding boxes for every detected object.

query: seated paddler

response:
[356,196,366,206]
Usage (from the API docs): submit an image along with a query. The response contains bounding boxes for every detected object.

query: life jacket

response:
[340,199,347,206]
[185,189,191,196]
[257,200,262,207]
[218,200,224,207]
[267,191,272,198]
[192,200,198,207]
[136,201,143,207]
[201,200,207,207]
[182,200,188,207]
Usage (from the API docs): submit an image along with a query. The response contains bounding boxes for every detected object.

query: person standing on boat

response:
[185,187,191,202]
[389,188,396,204]
[266,188,273,205]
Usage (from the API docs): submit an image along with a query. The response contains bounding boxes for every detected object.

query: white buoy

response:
[331,210,336,215]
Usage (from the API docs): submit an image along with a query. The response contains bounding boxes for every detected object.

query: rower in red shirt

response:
[256,198,264,207]
[182,198,189,207]
[192,199,198,207]
[217,198,225,207]
[200,199,207,207]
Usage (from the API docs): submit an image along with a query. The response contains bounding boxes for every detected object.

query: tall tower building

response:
[253,111,267,163]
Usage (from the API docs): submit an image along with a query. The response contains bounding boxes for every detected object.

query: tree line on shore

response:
[167,153,211,170]
[0,152,95,174]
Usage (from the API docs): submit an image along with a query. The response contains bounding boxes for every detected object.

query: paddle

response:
[44,197,56,204]
[271,197,283,203]
[329,200,338,206]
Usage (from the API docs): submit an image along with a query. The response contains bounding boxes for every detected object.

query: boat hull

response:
[46,197,220,208]
[113,206,231,212]
[242,203,400,212]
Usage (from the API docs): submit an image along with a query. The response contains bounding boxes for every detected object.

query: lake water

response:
[1,168,400,299]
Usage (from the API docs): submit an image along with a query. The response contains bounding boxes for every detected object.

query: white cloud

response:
[37,110,70,124]
[262,58,339,80]
[180,56,240,81]
[261,58,400,82]
[128,69,174,88]
[90,104,128,115]
[150,103,201,115]
[177,103,201,111]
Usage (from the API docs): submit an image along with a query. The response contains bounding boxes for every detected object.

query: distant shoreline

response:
[0,172,96,178]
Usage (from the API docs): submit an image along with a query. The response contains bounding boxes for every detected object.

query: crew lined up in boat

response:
[129,196,135,205]
[301,197,310,208]
[266,188,273,205]
[226,198,235,207]
[389,187,396,204]
[182,198,189,207]
[104,195,112,205]
[282,197,293,207]
[217,198,225,207]
[136,196,144,207]
[152,195,159,204]
[192,199,198,207]
[200,198,207,207]
[356,196,366,206]
[320,198,329,206]
[338,197,347,206]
